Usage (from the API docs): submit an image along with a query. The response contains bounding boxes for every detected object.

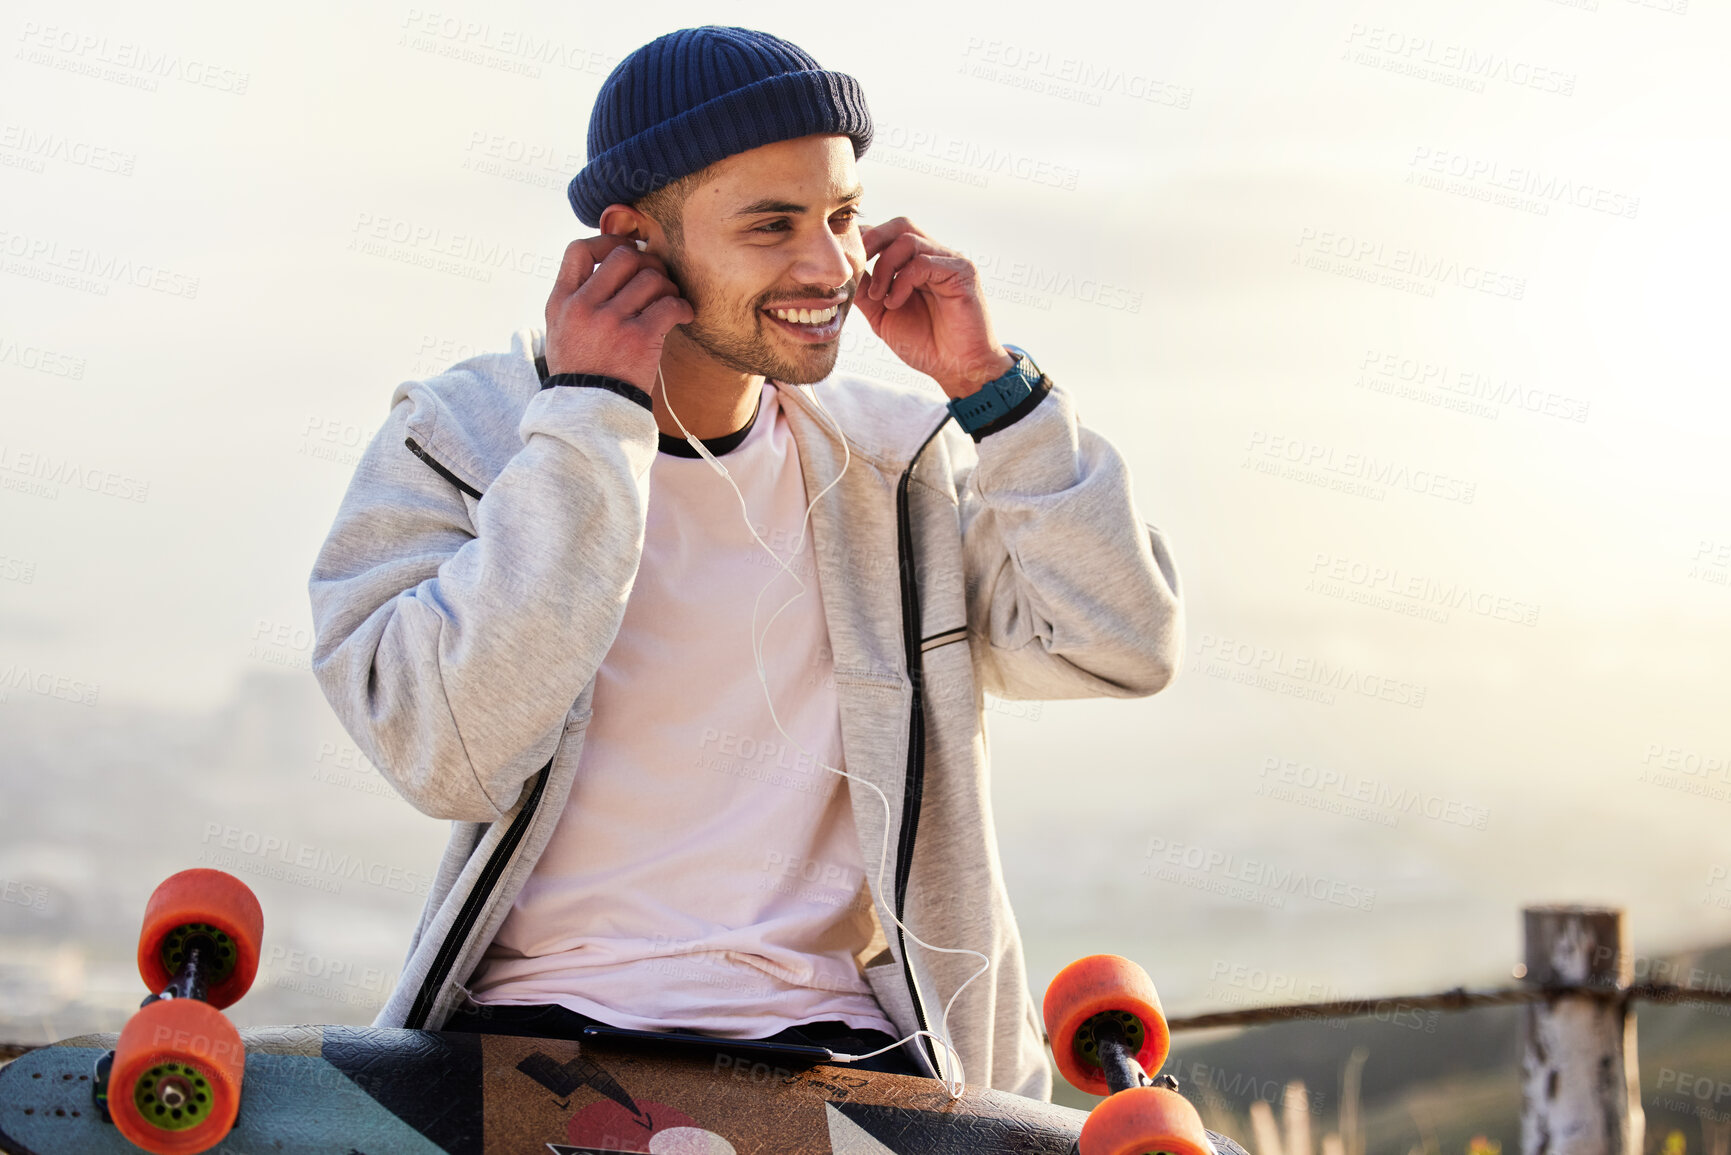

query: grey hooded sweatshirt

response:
[306,327,1183,1101]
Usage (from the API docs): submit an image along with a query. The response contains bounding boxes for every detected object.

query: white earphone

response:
[657,358,989,1099]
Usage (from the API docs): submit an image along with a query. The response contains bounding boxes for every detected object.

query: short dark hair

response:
[631,171,703,248]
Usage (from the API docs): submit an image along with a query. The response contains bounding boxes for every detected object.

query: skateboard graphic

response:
[0,870,1249,1155]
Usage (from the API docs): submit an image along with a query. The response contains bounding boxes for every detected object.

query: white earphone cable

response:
[657,360,990,1099]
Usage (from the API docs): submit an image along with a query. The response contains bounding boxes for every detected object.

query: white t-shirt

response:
[467,381,894,1038]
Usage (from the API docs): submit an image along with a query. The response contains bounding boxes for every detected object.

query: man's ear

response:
[597,203,657,244]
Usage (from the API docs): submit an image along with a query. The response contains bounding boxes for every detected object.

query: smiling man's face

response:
[638,134,867,386]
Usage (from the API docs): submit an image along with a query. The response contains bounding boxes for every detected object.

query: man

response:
[308,25,1182,1100]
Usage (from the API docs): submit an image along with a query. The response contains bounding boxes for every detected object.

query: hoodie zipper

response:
[398,438,542,1031]
[891,413,955,1077]
[404,437,482,500]
[404,759,551,1029]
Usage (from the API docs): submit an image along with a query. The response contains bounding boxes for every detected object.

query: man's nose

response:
[793,225,858,289]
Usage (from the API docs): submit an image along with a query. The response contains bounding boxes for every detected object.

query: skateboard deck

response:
[0,1024,1249,1155]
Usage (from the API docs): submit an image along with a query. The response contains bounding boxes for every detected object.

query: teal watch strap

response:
[947,345,1042,435]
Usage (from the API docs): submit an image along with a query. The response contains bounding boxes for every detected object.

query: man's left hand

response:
[856,218,1014,400]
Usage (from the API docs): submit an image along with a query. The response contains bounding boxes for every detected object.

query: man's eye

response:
[751,209,860,235]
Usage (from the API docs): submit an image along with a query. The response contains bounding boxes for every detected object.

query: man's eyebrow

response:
[729,185,865,218]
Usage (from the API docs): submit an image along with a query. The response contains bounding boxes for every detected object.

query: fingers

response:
[551,234,626,297]
[543,233,688,386]
[609,264,682,318]
[637,292,695,335]
[550,234,669,300]
[883,254,979,310]
[577,243,664,306]
[861,216,928,259]
[867,232,945,301]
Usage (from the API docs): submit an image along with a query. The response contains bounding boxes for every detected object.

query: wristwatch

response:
[946,344,1048,438]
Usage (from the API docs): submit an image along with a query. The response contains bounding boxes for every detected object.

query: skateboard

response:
[0,870,1247,1155]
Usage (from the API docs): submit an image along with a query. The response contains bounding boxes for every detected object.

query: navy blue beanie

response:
[568,26,873,228]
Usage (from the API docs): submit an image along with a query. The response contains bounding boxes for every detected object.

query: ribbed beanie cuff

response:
[568,26,873,228]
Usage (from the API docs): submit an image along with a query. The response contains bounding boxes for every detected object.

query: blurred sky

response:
[2,0,1729,1033]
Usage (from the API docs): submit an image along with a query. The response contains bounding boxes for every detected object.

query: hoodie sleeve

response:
[954,380,1183,700]
[308,381,658,822]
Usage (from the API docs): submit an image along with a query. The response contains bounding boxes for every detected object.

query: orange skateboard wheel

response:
[136,869,263,1009]
[109,997,246,1154]
[1043,954,1170,1096]
[1080,1084,1214,1155]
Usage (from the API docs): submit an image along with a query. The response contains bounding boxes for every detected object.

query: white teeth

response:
[769,305,838,324]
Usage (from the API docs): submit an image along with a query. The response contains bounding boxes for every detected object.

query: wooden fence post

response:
[1520,905,1644,1155]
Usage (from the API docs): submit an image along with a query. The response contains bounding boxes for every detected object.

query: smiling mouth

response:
[761,302,846,341]
[765,303,841,324]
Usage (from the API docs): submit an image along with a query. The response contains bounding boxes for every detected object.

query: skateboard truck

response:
[92,926,231,1124]
[141,926,226,1007]
[103,869,264,1155]
[1045,954,1218,1155]
[1086,1012,1171,1094]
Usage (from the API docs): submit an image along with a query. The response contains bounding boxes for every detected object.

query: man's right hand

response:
[544,235,694,392]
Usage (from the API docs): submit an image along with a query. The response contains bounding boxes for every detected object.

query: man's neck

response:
[652,330,764,441]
